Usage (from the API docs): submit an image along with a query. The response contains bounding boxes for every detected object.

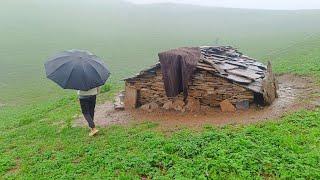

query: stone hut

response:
[123,46,278,112]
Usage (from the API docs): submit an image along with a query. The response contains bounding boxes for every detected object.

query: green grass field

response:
[1,0,320,179]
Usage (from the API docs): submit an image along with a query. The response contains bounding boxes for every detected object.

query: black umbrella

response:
[44,49,110,91]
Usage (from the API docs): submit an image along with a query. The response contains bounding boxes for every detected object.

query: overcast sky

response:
[126,0,320,10]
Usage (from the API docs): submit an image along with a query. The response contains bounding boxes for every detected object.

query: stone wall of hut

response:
[125,68,254,108]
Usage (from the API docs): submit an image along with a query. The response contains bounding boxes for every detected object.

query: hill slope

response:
[0,1,320,178]
[0,0,320,105]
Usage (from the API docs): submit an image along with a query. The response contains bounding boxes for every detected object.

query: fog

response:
[126,0,320,10]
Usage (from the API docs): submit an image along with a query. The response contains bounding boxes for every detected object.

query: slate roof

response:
[124,46,268,94]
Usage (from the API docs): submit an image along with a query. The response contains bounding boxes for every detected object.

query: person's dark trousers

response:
[79,95,97,128]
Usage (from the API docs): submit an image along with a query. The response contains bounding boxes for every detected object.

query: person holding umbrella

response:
[45,50,110,136]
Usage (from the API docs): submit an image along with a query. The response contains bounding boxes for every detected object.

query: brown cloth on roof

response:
[158,47,200,99]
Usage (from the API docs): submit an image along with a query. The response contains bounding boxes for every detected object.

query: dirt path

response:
[73,102,131,128]
[74,74,320,131]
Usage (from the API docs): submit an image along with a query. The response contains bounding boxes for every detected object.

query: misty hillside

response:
[0,0,320,104]
[1,1,320,179]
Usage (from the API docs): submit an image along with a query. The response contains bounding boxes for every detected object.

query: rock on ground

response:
[172,99,185,112]
[220,100,236,112]
[141,102,159,112]
[186,98,201,112]
[163,101,173,110]
[236,100,250,110]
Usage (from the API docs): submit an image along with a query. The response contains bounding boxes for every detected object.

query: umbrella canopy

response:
[45,49,110,91]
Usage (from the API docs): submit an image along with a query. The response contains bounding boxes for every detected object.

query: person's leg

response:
[90,95,97,120]
[80,98,95,129]
[88,96,98,136]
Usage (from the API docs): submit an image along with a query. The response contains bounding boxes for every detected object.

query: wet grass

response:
[0,95,319,179]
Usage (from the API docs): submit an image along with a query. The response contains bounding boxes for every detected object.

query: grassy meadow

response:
[0,0,320,179]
